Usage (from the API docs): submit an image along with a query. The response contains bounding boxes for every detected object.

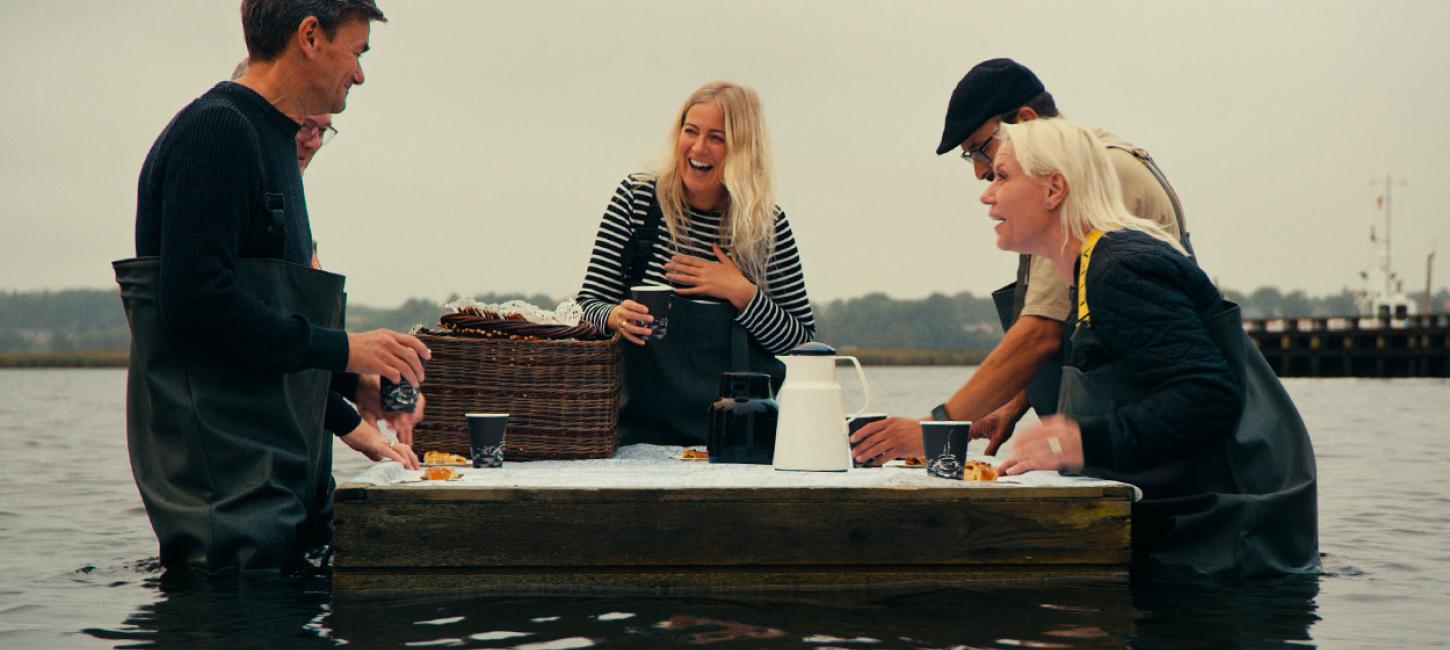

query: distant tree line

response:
[0,290,129,352]
[3,286,1447,354]
[813,292,1003,350]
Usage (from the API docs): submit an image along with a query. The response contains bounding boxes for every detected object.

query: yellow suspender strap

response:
[1076,230,1105,324]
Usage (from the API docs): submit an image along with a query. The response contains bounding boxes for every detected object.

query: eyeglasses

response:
[300,122,339,145]
[958,123,1000,165]
[960,141,992,165]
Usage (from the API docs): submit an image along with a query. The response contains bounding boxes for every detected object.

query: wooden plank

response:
[331,564,1127,594]
[334,493,1129,569]
[334,483,1132,503]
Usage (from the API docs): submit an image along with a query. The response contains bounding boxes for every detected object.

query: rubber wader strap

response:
[1077,230,1105,325]
[731,321,750,371]
[1105,144,1193,256]
[624,193,665,288]
[1011,253,1031,322]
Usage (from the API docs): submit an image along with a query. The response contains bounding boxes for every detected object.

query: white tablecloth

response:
[348,444,1140,500]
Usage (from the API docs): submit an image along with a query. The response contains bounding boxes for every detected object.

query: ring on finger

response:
[1047,436,1063,456]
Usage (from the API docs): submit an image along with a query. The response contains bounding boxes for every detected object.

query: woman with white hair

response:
[983,118,1319,577]
[576,81,816,446]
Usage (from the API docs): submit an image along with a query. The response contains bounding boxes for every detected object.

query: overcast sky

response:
[3,1,1448,308]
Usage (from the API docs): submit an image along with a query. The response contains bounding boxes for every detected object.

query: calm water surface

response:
[0,368,1446,648]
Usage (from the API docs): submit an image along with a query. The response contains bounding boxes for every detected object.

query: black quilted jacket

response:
[1070,230,1245,472]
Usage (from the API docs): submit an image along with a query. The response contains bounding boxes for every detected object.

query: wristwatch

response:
[930,403,952,422]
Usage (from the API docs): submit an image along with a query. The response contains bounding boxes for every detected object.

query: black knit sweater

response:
[1071,230,1244,472]
[135,81,359,435]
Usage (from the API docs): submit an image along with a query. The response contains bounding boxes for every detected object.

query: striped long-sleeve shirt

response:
[577,174,816,353]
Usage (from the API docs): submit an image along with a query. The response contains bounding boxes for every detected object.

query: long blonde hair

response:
[1001,118,1187,256]
[655,81,776,283]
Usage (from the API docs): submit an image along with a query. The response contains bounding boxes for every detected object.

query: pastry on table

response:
[421,466,460,481]
[961,460,998,481]
[423,450,469,466]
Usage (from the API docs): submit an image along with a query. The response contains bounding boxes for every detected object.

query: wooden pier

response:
[332,467,1133,593]
[1245,313,1450,378]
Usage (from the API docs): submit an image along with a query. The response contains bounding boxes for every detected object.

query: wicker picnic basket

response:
[410,313,622,460]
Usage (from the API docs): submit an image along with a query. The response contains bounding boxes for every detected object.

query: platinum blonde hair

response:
[655,81,776,283]
[1000,118,1187,256]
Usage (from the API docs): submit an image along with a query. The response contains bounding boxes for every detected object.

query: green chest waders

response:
[115,257,345,574]
[1060,234,1318,576]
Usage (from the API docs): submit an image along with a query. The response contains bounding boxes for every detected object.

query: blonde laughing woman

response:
[575,81,816,446]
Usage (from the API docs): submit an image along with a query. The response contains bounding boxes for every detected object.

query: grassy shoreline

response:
[835,347,988,366]
[0,347,987,369]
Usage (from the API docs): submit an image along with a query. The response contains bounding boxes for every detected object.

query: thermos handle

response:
[839,355,871,422]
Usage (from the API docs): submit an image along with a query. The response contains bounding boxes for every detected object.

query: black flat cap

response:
[935,58,1045,155]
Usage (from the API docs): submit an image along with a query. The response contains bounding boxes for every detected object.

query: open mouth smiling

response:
[688,158,714,173]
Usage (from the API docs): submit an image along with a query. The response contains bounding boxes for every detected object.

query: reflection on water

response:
[1127,571,1320,648]
[84,573,335,649]
[2,369,1447,648]
[323,583,1142,648]
[73,573,1318,649]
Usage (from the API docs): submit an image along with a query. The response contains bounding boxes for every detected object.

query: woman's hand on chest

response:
[665,243,757,310]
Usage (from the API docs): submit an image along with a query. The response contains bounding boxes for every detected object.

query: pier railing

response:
[1243,313,1450,377]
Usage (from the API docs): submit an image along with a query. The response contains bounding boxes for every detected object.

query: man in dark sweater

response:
[225,57,425,440]
[120,0,427,574]
[230,57,335,176]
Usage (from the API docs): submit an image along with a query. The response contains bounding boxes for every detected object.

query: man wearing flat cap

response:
[851,57,1191,464]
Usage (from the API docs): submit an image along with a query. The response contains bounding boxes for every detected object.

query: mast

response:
[1427,247,1437,315]
[1383,174,1393,297]
[1358,175,1415,317]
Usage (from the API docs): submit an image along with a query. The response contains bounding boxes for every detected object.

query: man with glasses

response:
[851,58,1188,465]
[296,114,337,171]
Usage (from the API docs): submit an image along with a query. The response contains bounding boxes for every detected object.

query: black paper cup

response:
[921,420,971,480]
[380,376,419,413]
[846,413,889,467]
[630,285,673,341]
[380,358,426,413]
[465,413,508,468]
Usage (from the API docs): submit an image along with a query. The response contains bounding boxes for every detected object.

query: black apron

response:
[115,257,346,574]
[1060,297,1320,577]
[619,300,784,446]
[616,195,785,446]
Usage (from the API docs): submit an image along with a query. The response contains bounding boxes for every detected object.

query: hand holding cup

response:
[608,300,653,345]
[346,329,431,386]
[629,285,672,342]
[846,413,889,467]
[849,416,927,465]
